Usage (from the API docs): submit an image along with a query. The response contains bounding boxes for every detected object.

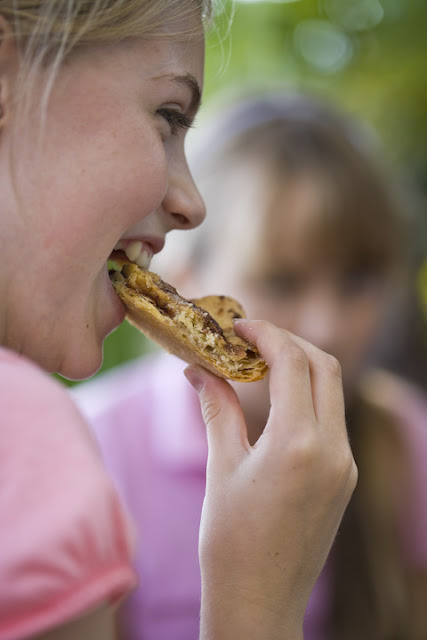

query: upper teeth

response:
[114,240,152,270]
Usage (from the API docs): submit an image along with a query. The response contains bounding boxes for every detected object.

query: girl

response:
[0,4,356,640]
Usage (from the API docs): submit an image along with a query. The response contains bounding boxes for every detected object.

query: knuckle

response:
[332,446,358,494]
[349,458,359,491]
[283,341,309,372]
[200,393,222,426]
[287,428,318,468]
[322,352,342,378]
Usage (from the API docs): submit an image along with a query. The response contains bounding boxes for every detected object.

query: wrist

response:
[199,582,304,640]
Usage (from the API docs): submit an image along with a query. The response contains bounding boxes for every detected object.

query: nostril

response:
[172,212,190,227]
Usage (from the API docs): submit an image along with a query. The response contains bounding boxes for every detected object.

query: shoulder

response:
[359,369,427,480]
[0,348,136,639]
[362,370,427,564]
[0,346,103,463]
[0,347,98,462]
[360,369,427,434]
[0,346,76,423]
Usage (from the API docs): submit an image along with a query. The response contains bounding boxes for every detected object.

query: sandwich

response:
[108,252,268,382]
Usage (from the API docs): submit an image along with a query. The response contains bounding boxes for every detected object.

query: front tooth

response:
[114,240,124,250]
[125,241,142,262]
[135,250,151,269]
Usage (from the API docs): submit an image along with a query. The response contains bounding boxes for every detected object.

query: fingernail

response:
[184,365,205,392]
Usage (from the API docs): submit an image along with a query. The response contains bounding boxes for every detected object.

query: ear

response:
[0,15,19,129]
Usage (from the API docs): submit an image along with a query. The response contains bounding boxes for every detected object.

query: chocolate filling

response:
[110,256,263,368]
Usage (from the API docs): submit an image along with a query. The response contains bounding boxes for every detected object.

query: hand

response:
[185,320,357,640]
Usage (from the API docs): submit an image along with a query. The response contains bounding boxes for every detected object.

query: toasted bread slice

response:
[109,256,268,382]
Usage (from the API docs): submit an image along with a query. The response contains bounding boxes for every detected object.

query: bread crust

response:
[109,258,268,382]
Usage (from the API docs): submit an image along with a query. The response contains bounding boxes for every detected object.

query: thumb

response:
[184,365,248,463]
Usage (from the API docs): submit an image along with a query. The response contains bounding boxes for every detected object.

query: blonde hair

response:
[1,0,213,50]
[1,0,213,118]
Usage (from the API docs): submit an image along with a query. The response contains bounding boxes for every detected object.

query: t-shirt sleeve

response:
[369,371,427,569]
[0,353,137,640]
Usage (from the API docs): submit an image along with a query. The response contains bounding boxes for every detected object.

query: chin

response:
[53,295,122,380]
[59,360,102,382]
[57,342,104,381]
[61,301,123,380]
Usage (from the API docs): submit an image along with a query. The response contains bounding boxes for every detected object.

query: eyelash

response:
[157,108,193,135]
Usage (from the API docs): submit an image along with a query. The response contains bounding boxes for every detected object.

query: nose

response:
[162,151,206,231]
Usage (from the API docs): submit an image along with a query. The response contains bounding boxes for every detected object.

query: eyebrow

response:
[159,72,202,116]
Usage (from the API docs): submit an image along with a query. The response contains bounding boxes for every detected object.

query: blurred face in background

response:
[185,158,400,409]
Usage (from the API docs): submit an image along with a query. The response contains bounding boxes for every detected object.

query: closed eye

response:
[157,108,193,135]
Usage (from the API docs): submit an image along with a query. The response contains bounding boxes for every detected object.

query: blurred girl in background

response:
[178,92,427,639]
[75,92,427,639]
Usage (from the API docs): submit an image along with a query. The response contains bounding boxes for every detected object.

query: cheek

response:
[242,291,293,327]
[57,134,168,261]
[349,300,384,347]
[78,122,169,228]
[119,147,169,217]
[339,301,385,379]
[49,102,169,240]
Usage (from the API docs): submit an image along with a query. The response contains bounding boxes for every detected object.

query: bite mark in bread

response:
[109,253,268,382]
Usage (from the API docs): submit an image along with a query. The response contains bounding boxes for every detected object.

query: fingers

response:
[234,319,345,434]
[235,319,356,494]
[185,319,355,499]
[290,336,357,500]
[288,332,346,433]
[184,365,249,466]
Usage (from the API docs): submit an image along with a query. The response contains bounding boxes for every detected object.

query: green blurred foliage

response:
[62,0,427,387]
[96,321,157,377]
[206,0,427,180]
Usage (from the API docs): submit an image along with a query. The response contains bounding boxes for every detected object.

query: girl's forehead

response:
[231,167,396,276]
[214,174,326,277]
[248,173,333,258]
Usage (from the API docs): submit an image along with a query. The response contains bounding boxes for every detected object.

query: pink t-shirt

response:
[74,353,427,640]
[0,347,137,640]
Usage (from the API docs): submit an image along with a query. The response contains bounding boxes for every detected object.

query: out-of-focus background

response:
[64,0,427,387]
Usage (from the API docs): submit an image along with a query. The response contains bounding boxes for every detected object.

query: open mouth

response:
[111,240,152,270]
[108,249,130,274]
